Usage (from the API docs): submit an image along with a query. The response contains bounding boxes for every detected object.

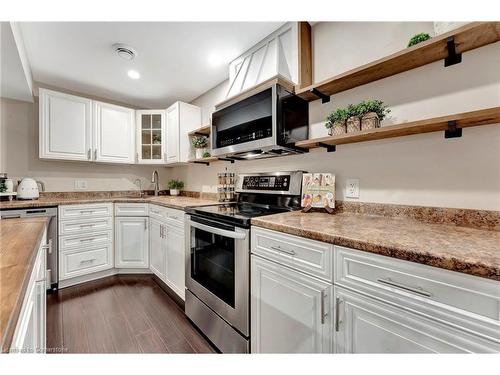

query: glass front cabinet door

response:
[136,110,166,163]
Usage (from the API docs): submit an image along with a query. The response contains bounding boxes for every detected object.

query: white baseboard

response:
[58,268,152,289]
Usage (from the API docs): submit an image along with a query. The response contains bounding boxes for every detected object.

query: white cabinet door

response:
[164,220,185,300]
[149,217,165,279]
[39,88,92,161]
[93,101,135,164]
[251,255,332,353]
[115,217,149,268]
[334,287,498,353]
[166,101,201,164]
[136,110,166,164]
[166,102,180,163]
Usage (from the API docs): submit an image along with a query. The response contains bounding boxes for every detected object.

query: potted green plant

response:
[407,33,431,47]
[202,151,211,158]
[357,100,391,130]
[346,104,362,133]
[325,107,349,136]
[168,179,184,196]
[191,135,209,159]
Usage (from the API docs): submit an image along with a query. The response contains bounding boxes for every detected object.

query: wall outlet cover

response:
[345,178,360,199]
[74,180,88,190]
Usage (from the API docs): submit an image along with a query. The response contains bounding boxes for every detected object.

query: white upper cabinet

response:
[93,101,135,164]
[39,88,92,161]
[136,110,166,164]
[225,22,308,100]
[165,101,201,164]
[39,88,135,164]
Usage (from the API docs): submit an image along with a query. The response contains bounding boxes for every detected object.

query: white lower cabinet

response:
[11,231,47,353]
[165,219,185,299]
[334,286,498,353]
[251,255,332,353]
[115,216,149,268]
[149,217,166,278]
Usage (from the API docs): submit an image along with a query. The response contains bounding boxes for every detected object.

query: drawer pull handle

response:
[80,258,96,264]
[151,209,160,214]
[80,224,94,228]
[270,245,295,256]
[81,210,95,214]
[80,238,95,242]
[377,278,432,298]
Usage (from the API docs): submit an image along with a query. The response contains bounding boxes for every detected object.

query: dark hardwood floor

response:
[47,275,216,353]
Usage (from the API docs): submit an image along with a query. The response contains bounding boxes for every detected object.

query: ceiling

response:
[18,22,285,108]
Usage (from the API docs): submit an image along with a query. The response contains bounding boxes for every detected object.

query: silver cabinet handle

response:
[377,277,432,297]
[80,258,96,264]
[151,209,160,214]
[80,238,94,242]
[80,224,94,228]
[144,219,148,230]
[160,224,163,238]
[320,290,328,324]
[94,149,97,160]
[270,245,295,256]
[81,210,95,214]
[335,297,342,332]
[136,152,139,163]
[87,148,91,160]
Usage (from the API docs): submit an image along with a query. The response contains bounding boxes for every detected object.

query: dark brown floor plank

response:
[46,275,214,354]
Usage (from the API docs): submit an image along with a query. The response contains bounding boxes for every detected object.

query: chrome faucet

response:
[151,170,159,196]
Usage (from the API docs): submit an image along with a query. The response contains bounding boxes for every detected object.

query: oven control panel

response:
[241,175,290,191]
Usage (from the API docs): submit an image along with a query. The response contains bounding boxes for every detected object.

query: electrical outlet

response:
[74,180,88,190]
[345,179,360,199]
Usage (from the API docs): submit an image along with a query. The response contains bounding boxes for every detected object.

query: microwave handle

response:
[189,220,247,240]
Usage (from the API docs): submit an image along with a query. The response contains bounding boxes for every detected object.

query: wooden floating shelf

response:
[188,156,217,163]
[296,22,500,102]
[295,107,500,149]
[188,124,211,136]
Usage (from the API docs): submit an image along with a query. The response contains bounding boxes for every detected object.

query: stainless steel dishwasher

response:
[1,207,58,291]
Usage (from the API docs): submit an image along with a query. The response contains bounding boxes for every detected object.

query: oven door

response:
[185,215,249,336]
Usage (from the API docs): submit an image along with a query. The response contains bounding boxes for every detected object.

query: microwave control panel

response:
[241,175,290,191]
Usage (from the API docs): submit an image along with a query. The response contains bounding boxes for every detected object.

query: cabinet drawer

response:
[59,203,113,220]
[59,230,112,252]
[115,203,149,217]
[251,227,333,282]
[166,208,184,226]
[59,245,113,280]
[148,204,168,220]
[335,246,500,342]
[59,217,113,236]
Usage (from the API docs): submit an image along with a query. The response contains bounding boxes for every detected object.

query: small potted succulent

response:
[346,104,362,133]
[325,107,349,136]
[168,179,184,196]
[407,33,431,47]
[357,100,391,130]
[191,135,209,159]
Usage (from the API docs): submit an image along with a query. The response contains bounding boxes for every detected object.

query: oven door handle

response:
[189,220,247,240]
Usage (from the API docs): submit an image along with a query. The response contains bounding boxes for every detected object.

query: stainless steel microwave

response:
[210,84,309,159]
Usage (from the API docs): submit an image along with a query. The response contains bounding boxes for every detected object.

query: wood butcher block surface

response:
[0,217,48,352]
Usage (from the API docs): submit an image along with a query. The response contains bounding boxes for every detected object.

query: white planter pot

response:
[170,189,180,196]
[195,148,207,159]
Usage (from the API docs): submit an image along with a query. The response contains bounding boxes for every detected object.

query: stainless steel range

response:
[184,171,303,353]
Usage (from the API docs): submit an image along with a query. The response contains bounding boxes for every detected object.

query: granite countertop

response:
[0,217,49,352]
[0,195,220,211]
[251,211,500,281]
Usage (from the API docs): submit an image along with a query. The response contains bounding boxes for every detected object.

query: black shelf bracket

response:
[318,143,336,152]
[193,161,210,166]
[444,36,462,67]
[217,157,235,164]
[310,88,330,104]
[444,120,462,138]
[193,132,208,136]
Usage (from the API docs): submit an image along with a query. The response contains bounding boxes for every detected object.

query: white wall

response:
[0,97,169,192]
[170,22,500,211]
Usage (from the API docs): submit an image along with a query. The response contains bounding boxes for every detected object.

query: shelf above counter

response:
[295,22,500,102]
[188,124,211,136]
[295,107,500,150]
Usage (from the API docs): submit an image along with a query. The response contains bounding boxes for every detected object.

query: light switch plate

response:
[345,178,360,199]
[74,180,88,190]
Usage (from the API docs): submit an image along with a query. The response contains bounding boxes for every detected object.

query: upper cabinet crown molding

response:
[224,22,312,102]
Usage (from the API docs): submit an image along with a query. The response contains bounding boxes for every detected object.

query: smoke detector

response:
[113,43,137,61]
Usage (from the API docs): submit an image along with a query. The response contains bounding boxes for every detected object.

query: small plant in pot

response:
[357,100,391,130]
[407,32,431,47]
[192,136,208,159]
[346,104,362,133]
[325,107,349,136]
[168,179,184,196]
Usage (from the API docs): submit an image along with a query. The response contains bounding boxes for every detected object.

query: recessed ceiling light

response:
[113,43,137,61]
[127,70,140,80]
